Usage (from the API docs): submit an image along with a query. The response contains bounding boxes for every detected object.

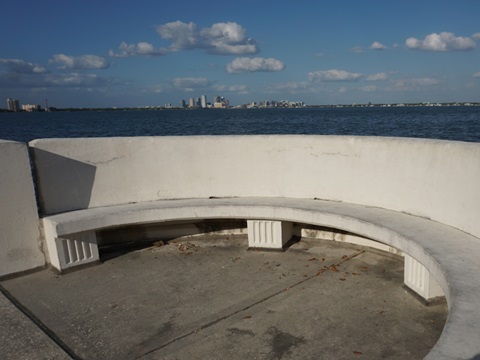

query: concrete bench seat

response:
[41,196,480,359]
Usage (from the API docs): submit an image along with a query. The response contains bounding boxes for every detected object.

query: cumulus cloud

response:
[370,41,386,50]
[472,33,480,40]
[366,72,388,81]
[157,21,259,55]
[0,58,48,74]
[406,32,476,51]
[392,77,441,90]
[156,21,198,50]
[212,84,249,93]
[226,57,285,73]
[109,41,168,57]
[171,77,212,91]
[0,71,124,89]
[308,69,363,82]
[50,54,110,70]
[267,81,313,94]
[359,85,377,92]
[44,73,105,86]
[473,72,480,78]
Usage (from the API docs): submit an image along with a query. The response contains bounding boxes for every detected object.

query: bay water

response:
[1,106,480,143]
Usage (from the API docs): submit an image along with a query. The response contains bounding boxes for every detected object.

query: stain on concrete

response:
[267,326,306,359]
[227,327,255,337]
[125,320,175,358]
[157,321,174,336]
[7,248,32,261]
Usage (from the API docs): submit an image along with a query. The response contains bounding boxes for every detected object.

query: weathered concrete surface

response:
[1,236,447,360]
[0,140,44,277]
[0,290,69,359]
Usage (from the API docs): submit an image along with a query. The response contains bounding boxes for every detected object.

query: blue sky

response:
[1,0,480,108]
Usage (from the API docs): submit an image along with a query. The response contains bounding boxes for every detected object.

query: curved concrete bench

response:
[41,197,480,359]
[28,136,480,360]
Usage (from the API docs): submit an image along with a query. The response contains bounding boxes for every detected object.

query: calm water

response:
[1,106,480,143]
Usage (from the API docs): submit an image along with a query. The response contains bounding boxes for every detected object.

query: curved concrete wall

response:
[0,140,45,277]
[30,136,480,239]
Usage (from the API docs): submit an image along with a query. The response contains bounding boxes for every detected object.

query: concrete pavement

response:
[0,235,447,359]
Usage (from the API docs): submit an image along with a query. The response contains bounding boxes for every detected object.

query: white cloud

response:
[226,57,285,73]
[392,77,441,90]
[156,21,198,50]
[146,85,166,94]
[212,84,249,93]
[45,73,102,86]
[308,69,363,82]
[473,72,480,78]
[359,85,377,92]
[50,54,110,70]
[270,82,310,91]
[171,77,212,91]
[472,33,480,40]
[0,71,125,89]
[370,41,386,50]
[200,22,254,54]
[147,78,248,94]
[267,81,313,94]
[109,41,167,57]
[0,58,48,74]
[351,46,364,54]
[157,21,259,55]
[406,32,476,51]
[366,72,388,81]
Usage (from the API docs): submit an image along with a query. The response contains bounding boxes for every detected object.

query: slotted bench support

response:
[247,220,293,249]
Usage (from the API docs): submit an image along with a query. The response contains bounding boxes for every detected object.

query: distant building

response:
[181,99,186,108]
[22,104,41,112]
[183,94,229,109]
[213,95,228,108]
[7,98,20,112]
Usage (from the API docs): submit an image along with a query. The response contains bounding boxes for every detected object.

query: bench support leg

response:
[404,254,443,301]
[45,230,99,272]
[247,220,292,249]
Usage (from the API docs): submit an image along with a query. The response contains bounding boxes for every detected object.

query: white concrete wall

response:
[0,140,45,277]
[30,136,480,239]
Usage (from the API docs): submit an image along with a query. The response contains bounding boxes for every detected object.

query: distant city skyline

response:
[1,0,480,108]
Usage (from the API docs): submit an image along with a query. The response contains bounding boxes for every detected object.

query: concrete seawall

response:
[0,140,44,277]
[2,135,480,275]
[29,135,480,238]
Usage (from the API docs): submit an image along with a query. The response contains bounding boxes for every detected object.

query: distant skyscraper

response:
[189,98,195,108]
[201,95,207,108]
[181,99,186,108]
[22,104,40,112]
[7,98,20,112]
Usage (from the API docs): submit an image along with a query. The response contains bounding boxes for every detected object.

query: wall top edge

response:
[0,139,23,145]
[27,135,479,147]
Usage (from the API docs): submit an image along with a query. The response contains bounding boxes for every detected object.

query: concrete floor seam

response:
[0,283,83,360]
